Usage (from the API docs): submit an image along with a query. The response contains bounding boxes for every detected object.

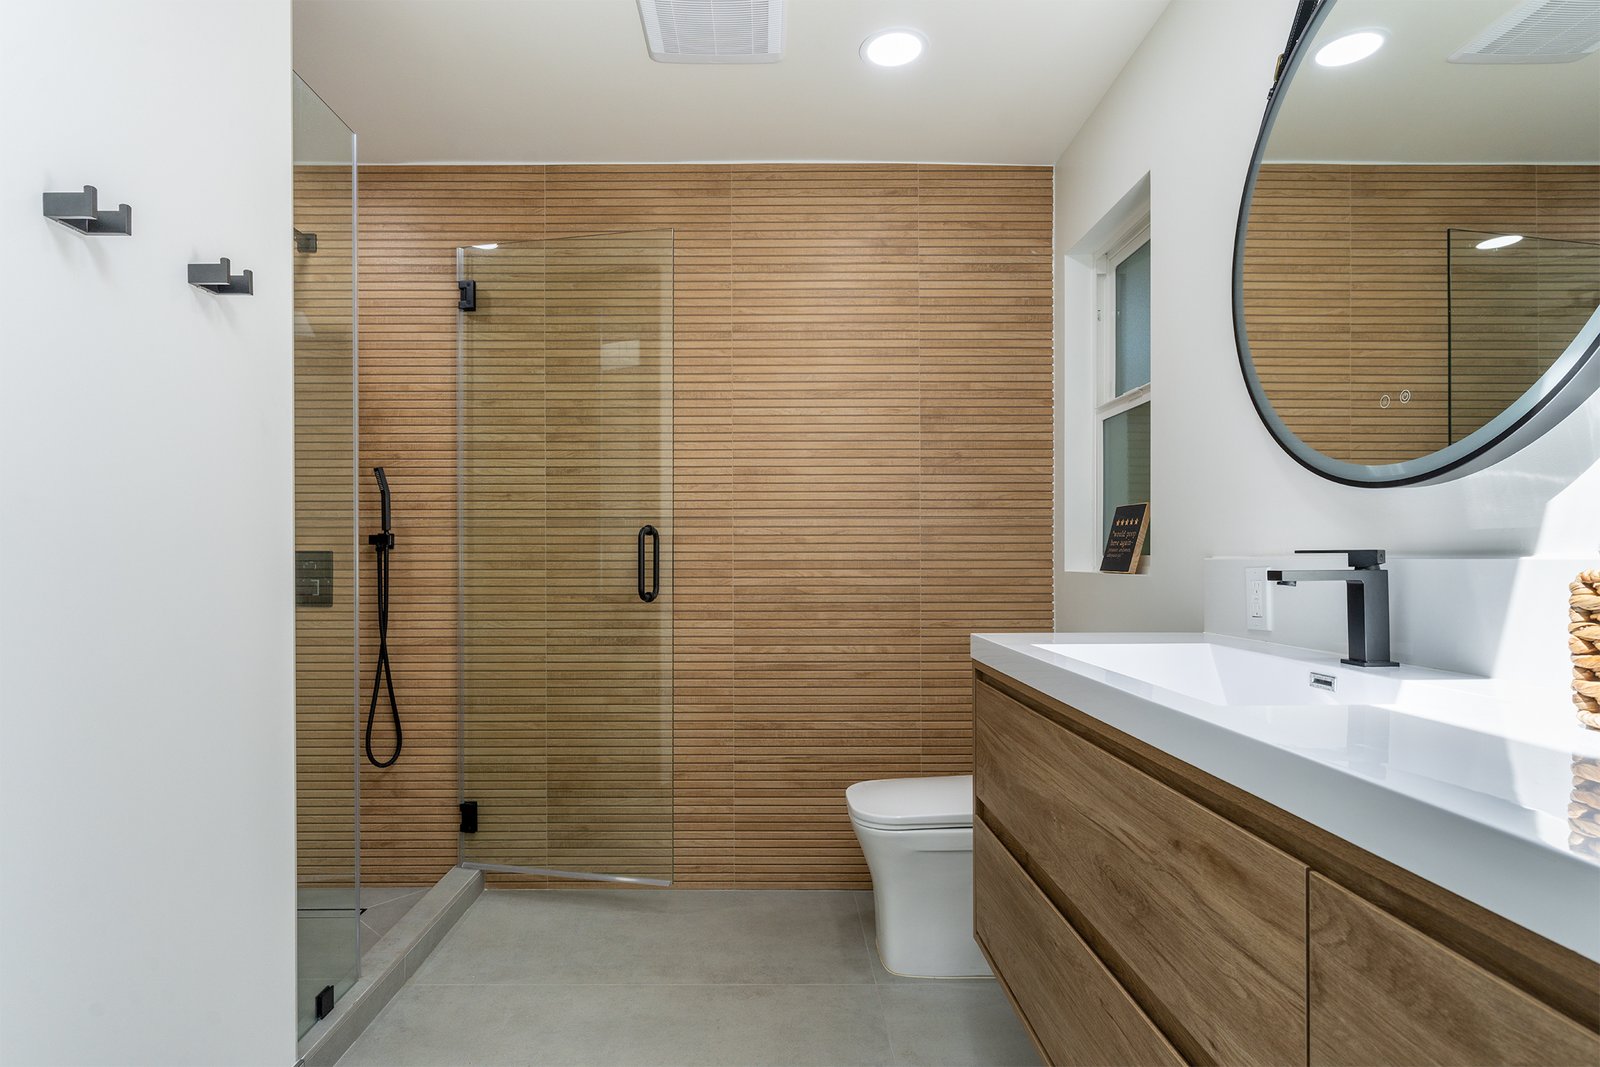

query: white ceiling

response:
[1267,0,1600,164]
[292,0,1170,165]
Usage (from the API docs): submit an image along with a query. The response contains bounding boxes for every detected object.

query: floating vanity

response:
[971,633,1600,1067]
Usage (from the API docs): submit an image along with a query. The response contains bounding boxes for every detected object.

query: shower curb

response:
[296,866,484,1067]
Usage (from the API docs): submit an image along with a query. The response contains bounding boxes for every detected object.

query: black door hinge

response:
[315,984,335,1020]
[457,280,476,312]
[459,800,478,833]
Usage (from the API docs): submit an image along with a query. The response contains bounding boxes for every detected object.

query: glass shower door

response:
[458,231,673,884]
[292,72,359,1037]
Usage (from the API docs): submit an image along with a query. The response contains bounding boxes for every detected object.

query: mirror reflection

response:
[1239,0,1600,472]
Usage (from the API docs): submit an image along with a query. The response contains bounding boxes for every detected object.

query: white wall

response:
[1053,1,1600,661]
[0,2,296,1063]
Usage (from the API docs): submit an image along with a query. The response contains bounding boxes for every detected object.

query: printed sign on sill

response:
[1100,502,1150,574]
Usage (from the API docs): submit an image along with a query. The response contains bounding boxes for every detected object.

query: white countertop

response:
[972,631,1600,962]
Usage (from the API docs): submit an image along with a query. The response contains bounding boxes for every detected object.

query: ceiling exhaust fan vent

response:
[1449,0,1600,63]
[637,0,785,64]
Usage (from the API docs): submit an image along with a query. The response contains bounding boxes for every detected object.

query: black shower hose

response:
[365,535,402,767]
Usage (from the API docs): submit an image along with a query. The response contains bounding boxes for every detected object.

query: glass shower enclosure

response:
[292,73,359,1037]
[1446,228,1600,444]
[457,232,674,884]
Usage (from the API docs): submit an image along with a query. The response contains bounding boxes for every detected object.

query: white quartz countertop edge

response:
[971,632,1600,963]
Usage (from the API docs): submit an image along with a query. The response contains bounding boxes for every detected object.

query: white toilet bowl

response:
[846,774,991,979]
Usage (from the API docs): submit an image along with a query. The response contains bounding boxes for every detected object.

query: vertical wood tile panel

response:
[730,165,925,886]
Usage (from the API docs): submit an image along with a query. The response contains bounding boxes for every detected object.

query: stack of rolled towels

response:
[1572,571,1600,731]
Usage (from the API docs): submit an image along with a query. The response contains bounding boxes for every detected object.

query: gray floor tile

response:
[880,984,1039,1067]
[360,890,427,952]
[305,870,484,1067]
[336,889,1036,1067]
[339,982,894,1067]
[412,890,877,987]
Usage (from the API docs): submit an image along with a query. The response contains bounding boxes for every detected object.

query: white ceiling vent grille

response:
[637,0,785,64]
[1449,0,1600,63]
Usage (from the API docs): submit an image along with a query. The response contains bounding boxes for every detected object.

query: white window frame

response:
[1092,223,1152,557]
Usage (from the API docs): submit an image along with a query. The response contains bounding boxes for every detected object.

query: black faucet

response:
[1266,550,1398,668]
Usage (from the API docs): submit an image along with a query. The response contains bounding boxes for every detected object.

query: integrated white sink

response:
[972,631,1600,963]
[1034,635,1484,713]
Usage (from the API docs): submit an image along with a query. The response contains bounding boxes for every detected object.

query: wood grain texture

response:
[1243,164,1599,464]
[973,678,1309,1067]
[328,165,1054,887]
[1309,874,1600,1067]
[974,819,1185,1067]
[975,665,1600,1036]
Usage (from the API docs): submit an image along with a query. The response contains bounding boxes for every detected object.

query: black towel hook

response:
[42,185,131,236]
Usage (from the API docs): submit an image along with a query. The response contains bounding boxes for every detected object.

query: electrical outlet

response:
[1245,567,1273,631]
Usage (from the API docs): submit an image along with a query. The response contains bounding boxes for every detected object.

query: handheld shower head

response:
[366,466,401,767]
[374,467,392,535]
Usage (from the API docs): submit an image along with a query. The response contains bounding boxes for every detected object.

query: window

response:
[1096,229,1151,552]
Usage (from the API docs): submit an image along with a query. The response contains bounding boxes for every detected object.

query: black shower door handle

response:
[637,524,660,603]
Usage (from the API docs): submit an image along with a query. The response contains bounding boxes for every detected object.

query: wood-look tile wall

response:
[1243,164,1599,465]
[294,166,358,884]
[343,165,1054,888]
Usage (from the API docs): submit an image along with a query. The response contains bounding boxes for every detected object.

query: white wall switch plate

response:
[1246,567,1273,631]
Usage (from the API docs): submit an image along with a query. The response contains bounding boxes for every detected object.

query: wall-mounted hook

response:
[188,259,253,295]
[294,229,318,254]
[42,186,132,235]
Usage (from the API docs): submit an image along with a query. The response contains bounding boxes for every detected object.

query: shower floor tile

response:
[336,889,1038,1067]
[298,884,432,1035]
[360,886,430,954]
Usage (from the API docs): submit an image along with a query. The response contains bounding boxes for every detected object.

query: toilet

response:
[846,774,991,978]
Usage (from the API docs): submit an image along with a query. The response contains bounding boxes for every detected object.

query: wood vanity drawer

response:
[975,818,1183,1067]
[974,678,1309,1067]
[1309,874,1600,1067]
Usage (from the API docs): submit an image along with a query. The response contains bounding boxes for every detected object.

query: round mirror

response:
[1234,0,1600,487]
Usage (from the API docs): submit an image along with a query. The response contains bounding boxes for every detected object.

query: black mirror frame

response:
[1231,0,1600,488]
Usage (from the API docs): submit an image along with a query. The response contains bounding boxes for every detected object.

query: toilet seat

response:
[845,774,973,831]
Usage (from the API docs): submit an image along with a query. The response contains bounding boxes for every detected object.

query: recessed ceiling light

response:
[1314,30,1385,67]
[472,243,499,250]
[861,28,925,67]
[1475,234,1524,250]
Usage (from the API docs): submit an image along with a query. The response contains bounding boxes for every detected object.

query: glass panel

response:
[1114,240,1152,395]
[461,231,674,883]
[1102,403,1151,551]
[292,72,359,1039]
[1448,228,1600,443]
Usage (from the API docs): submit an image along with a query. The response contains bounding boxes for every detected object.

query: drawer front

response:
[975,819,1184,1067]
[974,678,1308,1067]
[1309,874,1600,1067]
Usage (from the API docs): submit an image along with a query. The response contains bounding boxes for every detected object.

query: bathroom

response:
[3,0,1598,1064]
